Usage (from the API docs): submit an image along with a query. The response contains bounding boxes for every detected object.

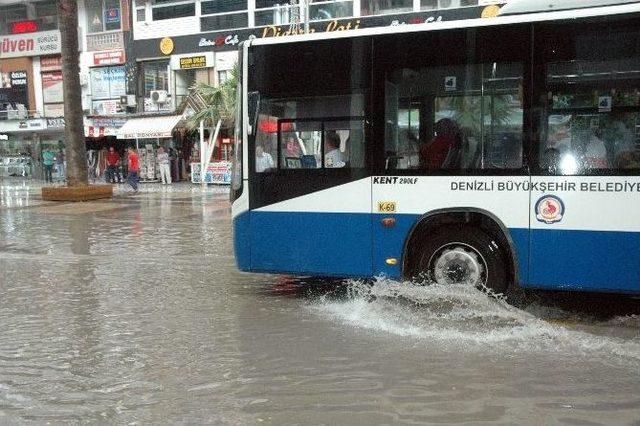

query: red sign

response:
[40,55,62,71]
[11,20,38,34]
[93,50,125,66]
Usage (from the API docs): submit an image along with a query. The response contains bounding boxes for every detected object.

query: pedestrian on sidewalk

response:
[156,146,171,185]
[42,149,55,183]
[106,147,120,183]
[56,146,65,182]
[127,147,140,192]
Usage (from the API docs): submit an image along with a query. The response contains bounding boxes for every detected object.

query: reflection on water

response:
[0,184,639,424]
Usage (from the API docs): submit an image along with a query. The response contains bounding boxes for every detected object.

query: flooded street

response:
[1,181,639,424]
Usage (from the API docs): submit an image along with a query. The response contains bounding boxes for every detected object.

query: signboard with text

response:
[93,50,125,66]
[0,30,61,58]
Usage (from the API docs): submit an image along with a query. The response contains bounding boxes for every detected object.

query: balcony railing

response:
[86,31,124,52]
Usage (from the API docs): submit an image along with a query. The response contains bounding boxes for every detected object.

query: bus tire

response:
[415,226,508,295]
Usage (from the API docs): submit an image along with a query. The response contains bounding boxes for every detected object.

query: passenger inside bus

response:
[255,142,275,172]
[324,131,346,168]
[419,118,463,169]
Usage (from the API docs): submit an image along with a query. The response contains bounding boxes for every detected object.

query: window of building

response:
[361,0,412,16]
[200,13,248,31]
[218,70,229,84]
[201,0,247,15]
[151,0,195,21]
[255,0,352,27]
[421,0,477,10]
[34,2,59,31]
[141,60,171,112]
[537,23,640,175]
[0,5,27,35]
[86,0,122,33]
[136,8,146,22]
[90,66,126,115]
[200,0,248,31]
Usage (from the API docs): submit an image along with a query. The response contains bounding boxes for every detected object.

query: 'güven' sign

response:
[0,30,61,58]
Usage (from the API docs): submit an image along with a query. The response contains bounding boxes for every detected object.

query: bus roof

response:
[249,2,640,48]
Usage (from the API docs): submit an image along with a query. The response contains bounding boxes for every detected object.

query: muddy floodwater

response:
[1,181,639,424]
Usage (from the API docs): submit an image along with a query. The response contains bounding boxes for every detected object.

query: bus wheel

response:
[416,226,508,294]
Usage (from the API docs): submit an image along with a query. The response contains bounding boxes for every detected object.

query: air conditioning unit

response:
[150,90,168,103]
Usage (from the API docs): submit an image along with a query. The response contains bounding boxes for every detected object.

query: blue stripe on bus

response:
[529,228,640,293]
[234,211,640,294]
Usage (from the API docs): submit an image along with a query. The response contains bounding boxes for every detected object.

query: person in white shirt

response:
[256,143,275,172]
[156,146,171,184]
[324,132,345,168]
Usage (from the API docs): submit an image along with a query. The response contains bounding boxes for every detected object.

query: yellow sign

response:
[378,201,396,213]
[159,37,174,55]
[179,56,207,69]
[481,5,501,18]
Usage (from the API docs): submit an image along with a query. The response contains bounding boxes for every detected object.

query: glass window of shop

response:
[361,0,412,16]
[0,5,27,35]
[90,66,126,115]
[151,0,196,21]
[200,0,248,31]
[421,0,478,10]
[141,60,171,112]
[86,0,122,33]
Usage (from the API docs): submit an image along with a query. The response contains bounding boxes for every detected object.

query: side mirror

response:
[247,91,260,135]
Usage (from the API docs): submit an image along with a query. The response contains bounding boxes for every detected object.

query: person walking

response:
[106,147,120,183]
[42,149,55,183]
[156,146,171,185]
[56,147,65,182]
[126,147,140,192]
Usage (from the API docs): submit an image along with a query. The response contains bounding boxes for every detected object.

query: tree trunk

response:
[58,0,88,187]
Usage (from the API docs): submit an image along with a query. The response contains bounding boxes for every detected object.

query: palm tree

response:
[186,65,238,131]
[57,0,88,187]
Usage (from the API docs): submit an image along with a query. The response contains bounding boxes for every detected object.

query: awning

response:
[116,114,182,139]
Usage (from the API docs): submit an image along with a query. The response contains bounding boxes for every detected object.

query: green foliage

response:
[186,64,238,129]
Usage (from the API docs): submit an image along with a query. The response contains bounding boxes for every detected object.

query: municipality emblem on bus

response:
[535,195,564,224]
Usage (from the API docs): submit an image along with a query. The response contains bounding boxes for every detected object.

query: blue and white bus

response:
[231,0,640,295]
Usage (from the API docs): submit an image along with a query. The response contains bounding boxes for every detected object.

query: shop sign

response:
[46,117,65,128]
[91,117,127,128]
[159,37,174,55]
[93,50,125,66]
[170,52,213,70]
[105,7,121,24]
[42,71,63,103]
[92,99,124,115]
[179,56,207,69]
[1,70,29,111]
[10,20,39,34]
[0,134,8,141]
[0,30,61,58]
[40,55,62,71]
[9,71,27,86]
[191,161,231,185]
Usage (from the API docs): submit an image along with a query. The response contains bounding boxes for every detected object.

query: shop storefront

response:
[116,114,183,182]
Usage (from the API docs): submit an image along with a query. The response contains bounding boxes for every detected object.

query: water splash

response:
[311,277,640,362]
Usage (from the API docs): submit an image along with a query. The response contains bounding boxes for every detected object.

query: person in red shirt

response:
[106,147,120,183]
[420,118,463,169]
[126,147,140,192]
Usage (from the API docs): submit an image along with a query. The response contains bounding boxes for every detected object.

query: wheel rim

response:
[428,242,487,287]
